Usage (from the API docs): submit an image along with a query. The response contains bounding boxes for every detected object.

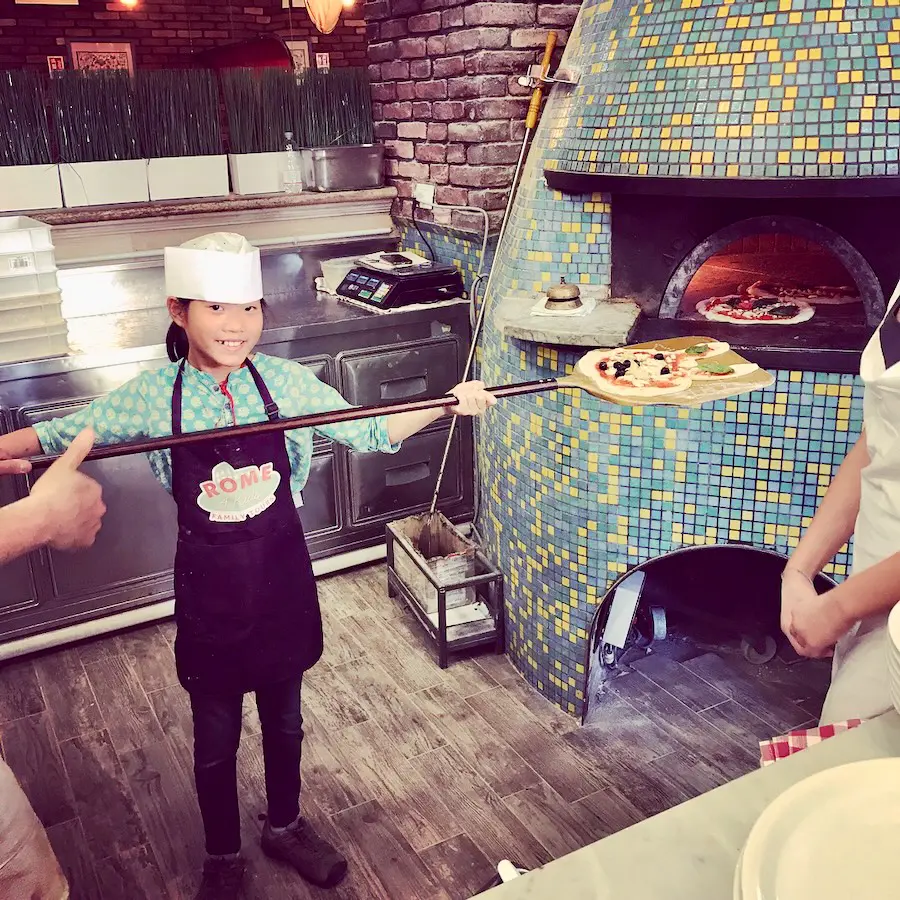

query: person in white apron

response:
[782,280,900,725]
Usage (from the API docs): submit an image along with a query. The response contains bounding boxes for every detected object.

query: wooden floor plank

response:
[501,678,579,736]
[83,655,165,754]
[0,656,45,724]
[148,685,194,777]
[466,687,605,802]
[332,799,452,900]
[121,740,206,882]
[342,611,445,693]
[411,684,542,798]
[576,691,682,769]
[317,618,369,670]
[58,729,149,861]
[629,653,729,711]
[412,745,552,871]
[0,712,76,827]
[117,626,180,694]
[700,699,781,748]
[472,653,520,687]
[328,719,460,853]
[46,818,103,900]
[332,656,446,759]
[302,665,370,732]
[643,749,734,801]
[681,652,812,733]
[503,779,610,860]
[299,715,373,817]
[418,833,497,900]
[608,670,758,782]
[93,844,171,900]
[33,647,104,743]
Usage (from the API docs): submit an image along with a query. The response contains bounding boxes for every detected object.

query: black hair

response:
[165,298,267,362]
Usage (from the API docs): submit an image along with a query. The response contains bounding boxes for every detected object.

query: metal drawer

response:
[297,451,339,536]
[338,338,460,406]
[346,425,463,525]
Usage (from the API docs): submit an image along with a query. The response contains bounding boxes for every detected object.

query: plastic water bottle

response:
[283,132,303,194]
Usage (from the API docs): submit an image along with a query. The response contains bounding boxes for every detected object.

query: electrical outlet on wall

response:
[414,183,436,209]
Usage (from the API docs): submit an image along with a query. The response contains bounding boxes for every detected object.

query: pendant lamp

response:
[306,0,343,34]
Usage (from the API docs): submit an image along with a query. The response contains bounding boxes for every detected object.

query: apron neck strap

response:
[170,357,281,436]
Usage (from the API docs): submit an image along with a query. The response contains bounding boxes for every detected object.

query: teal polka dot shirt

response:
[33,353,400,502]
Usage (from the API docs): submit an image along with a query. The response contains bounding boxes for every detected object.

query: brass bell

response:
[545,277,583,311]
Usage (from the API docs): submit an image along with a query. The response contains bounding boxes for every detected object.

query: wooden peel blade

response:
[26,338,771,469]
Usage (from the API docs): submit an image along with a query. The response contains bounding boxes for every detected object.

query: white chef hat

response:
[164,232,263,305]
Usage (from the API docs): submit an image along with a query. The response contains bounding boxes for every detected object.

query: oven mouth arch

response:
[657,214,885,329]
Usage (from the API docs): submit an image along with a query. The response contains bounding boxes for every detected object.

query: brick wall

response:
[365,0,581,232]
[0,0,366,70]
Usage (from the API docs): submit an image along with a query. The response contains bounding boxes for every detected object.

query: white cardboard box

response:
[0,165,63,213]
[148,155,229,201]
[60,159,149,207]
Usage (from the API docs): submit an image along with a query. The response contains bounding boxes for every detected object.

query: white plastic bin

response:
[0,322,69,363]
[0,269,59,300]
[0,216,54,253]
[0,248,57,278]
[0,292,65,333]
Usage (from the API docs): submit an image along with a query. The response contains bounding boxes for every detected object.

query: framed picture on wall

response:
[70,41,135,75]
[285,40,310,73]
[316,52,331,70]
[46,55,65,72]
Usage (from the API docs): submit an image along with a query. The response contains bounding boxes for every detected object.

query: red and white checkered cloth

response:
[759,719,865,767]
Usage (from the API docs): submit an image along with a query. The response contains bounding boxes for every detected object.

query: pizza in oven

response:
[745,280,859,306]
[577,348,693,397]
[696,294,815,325]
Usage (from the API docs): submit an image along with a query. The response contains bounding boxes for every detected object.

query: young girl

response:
[0,233,495,899]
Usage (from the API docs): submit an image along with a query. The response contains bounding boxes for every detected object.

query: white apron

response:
[820,280,900,725]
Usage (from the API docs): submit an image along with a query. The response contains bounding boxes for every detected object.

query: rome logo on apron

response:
[196,460,282,523]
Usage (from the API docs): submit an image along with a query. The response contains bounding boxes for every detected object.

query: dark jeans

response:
[190,677,304,855]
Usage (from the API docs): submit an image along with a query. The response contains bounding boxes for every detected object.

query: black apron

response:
[170,359,323,694]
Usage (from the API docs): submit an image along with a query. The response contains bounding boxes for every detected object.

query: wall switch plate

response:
[414,182,436,209]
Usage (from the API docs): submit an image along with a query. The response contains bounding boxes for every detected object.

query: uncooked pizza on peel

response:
[577,341,759,400]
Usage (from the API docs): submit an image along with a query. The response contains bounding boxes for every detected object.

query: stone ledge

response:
[495,290,641,349]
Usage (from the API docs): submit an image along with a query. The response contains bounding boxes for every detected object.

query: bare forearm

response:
[0,427,41,459]
[832,551,900,624]
[0,498,51,564]
[386,408,446,444]
[788,431,868,576]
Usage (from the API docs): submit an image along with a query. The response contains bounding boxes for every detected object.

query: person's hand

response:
[28,428,106,551]
[448,381,497,416]
[780,567,818,643]
[785,586,851,659]
[0,448,31,476]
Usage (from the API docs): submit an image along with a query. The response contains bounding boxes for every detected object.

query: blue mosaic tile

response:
[548,0,900,180]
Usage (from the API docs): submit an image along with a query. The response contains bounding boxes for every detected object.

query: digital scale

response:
[335,253,466,310]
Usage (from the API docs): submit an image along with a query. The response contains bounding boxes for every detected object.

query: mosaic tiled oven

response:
[469,0,897,716]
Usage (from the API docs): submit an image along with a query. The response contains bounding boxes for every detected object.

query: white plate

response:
[887,602,900,653]
[740,759,900,900]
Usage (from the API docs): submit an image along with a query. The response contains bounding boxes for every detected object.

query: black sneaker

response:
[261,817,348,888]
[193,855,246,900]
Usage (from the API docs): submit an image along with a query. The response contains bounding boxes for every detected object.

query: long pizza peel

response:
[26,337,772,471]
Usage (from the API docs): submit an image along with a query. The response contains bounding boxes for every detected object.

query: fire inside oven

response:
[675,232,866,327]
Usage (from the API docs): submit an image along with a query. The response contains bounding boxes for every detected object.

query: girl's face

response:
[168,298,264,373]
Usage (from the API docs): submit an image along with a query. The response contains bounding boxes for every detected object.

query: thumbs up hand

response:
[28,428,107,551]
